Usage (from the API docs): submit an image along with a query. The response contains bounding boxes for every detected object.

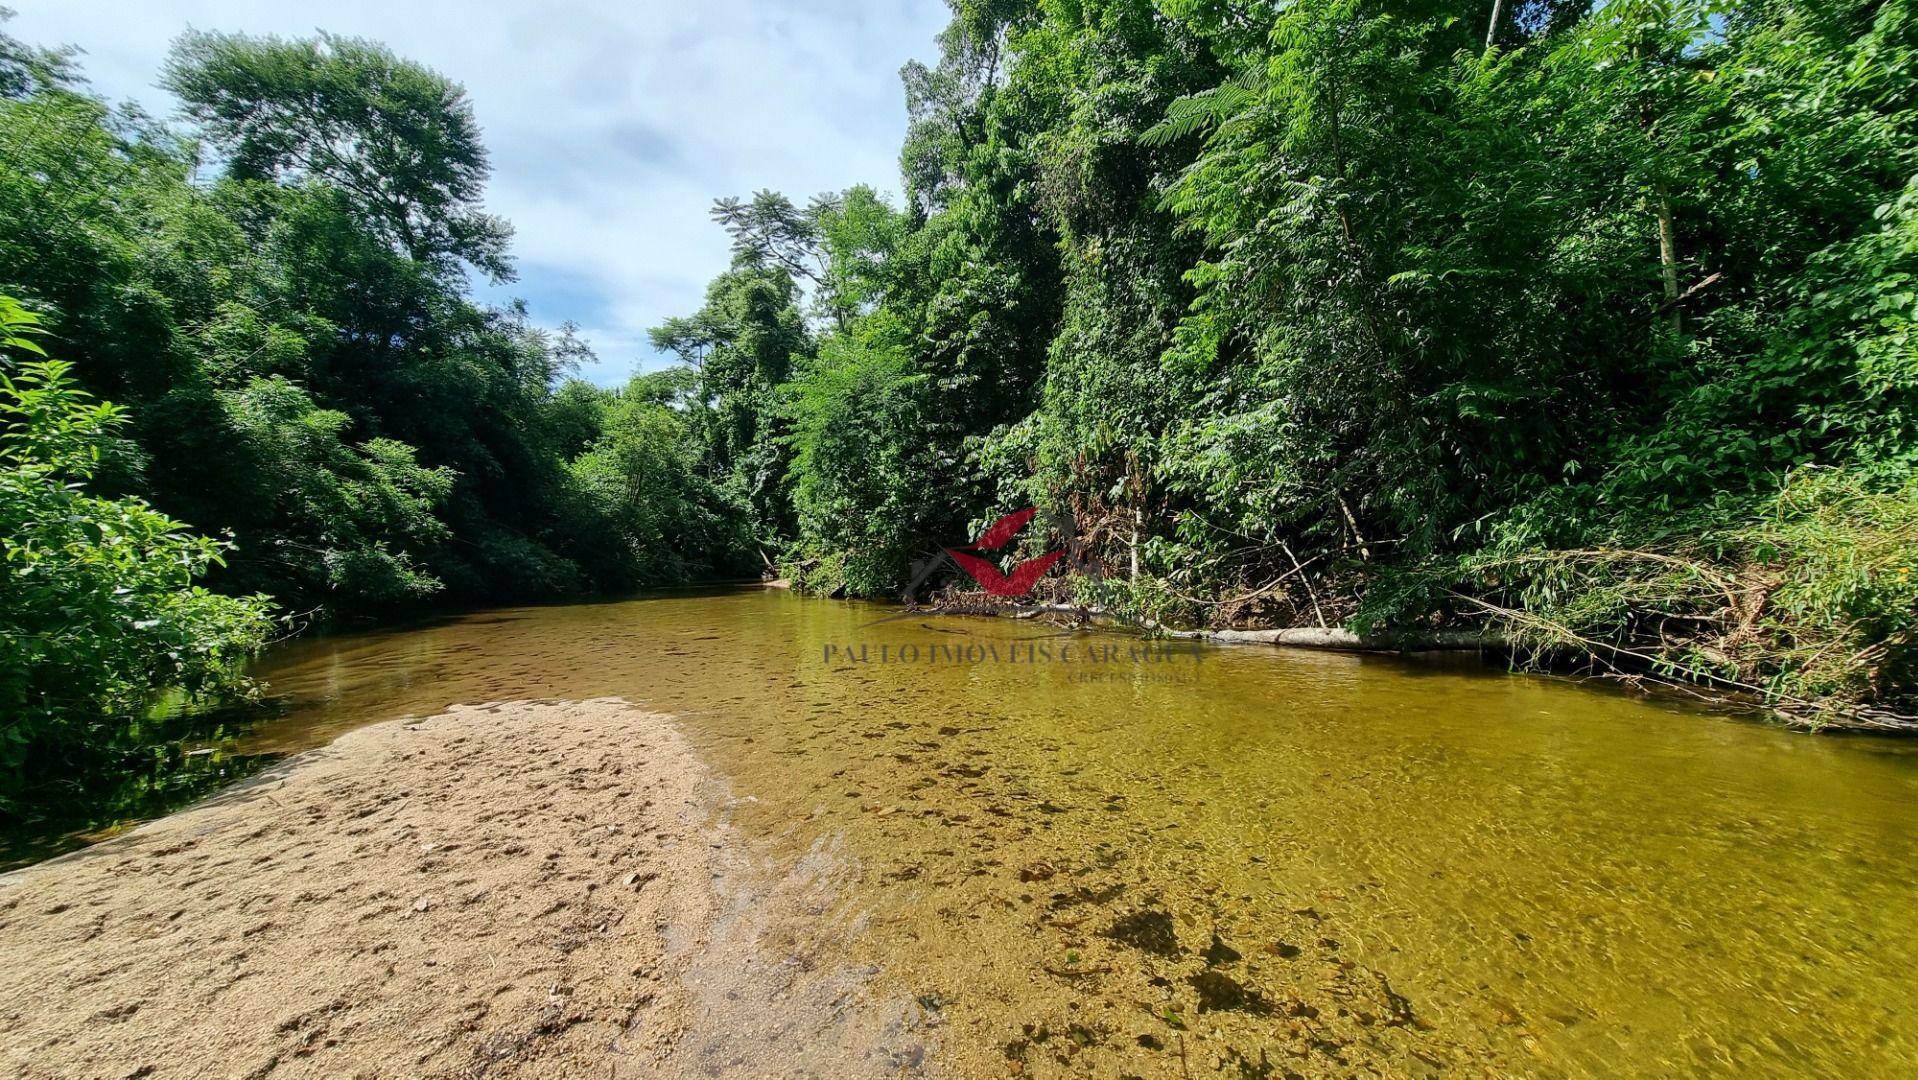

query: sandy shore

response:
[0,699,929,1079]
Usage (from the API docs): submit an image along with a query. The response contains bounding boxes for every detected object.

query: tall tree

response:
[163,31,512,280]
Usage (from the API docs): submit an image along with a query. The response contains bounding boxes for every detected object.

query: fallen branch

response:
[1007,603,1499,651]
[1165,625,1498,650]
[1447,590,1918,734]
[923,598,1918,734]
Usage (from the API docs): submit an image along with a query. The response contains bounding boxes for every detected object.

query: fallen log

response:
[1012,603,1501,652]
[918,599,1915,733]
[1165,626,1500,650]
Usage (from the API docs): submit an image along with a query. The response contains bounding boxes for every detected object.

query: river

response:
[55,588,1918,1073]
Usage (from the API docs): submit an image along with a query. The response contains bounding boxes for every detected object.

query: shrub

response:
[0,310,272,811]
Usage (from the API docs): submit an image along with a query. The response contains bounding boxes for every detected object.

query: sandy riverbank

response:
[0,699,929,1079]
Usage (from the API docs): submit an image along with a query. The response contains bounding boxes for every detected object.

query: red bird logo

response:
[947,507,1064,596]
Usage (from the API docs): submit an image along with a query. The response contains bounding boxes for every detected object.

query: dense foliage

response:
[0,15,753,628]
[648,0,1918,723]
[4,0,1916,771]
[0,301,272,813]
[0,15,755,817]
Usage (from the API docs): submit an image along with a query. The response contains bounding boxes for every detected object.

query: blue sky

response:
[10,0,949,384]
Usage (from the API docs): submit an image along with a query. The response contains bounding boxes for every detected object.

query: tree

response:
[0,5,78,99]
[783,330,938,594]
[710,191,832,291]
[163,30,512,280]
[1,23,670,617]
[651,265,811,542]
[565,388,755,587]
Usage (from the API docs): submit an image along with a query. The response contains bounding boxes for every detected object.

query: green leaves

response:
[1,31,633,619]
[781,334,938,596]
[1140,70,1264,148]
[1,313,273,807]
[162,30,511,280]
[8,0,1916,725]
[0,295,43,354]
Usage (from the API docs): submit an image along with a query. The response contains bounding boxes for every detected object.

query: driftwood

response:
[1012,604,1500,652]
[1166,626,1499,650]
[825,592,1914,733]
[1010,602,1918,733]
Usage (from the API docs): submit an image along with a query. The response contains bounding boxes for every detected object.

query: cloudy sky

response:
[9,0,948,384]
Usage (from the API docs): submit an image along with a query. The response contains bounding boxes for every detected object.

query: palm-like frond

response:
[1140,70,1265,148]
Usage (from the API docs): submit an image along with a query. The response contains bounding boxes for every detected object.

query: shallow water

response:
[236,588,1918,1075]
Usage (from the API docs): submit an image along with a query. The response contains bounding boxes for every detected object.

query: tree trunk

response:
[1485,0,1507,49]
[1128,511,1140,583]
[1633,30,1684,335]
[1655,189,1682,332]
[1336,492,1372,562]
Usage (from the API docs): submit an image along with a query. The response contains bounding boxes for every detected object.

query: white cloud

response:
[9,0,949,383]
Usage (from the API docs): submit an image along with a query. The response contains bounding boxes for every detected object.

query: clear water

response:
[226,587,1918,1075]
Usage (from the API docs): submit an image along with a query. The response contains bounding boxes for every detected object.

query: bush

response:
[1747,468,1918,710]
[1,318,273,810]
[782,334,940,596]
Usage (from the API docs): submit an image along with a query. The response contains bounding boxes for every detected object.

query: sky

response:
[8,0,949,385]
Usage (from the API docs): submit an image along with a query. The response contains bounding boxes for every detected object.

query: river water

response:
[224,588,1918,1074]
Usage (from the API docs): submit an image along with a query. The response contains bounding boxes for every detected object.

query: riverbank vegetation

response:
[650,0,1918,727]
[0,301,273,811]
[3,0,1915,825]
[0,15,753,817]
